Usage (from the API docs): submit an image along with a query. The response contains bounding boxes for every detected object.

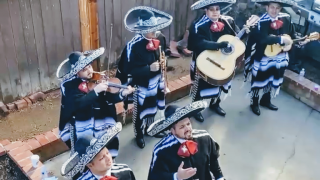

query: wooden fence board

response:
[19,0,41,94]
[0,0,22,100]
[41,0,57,89]
[97,0,107,69]
[103,0,114,69]
[112,0,122,63]
[0,26,13,102]
[143,0,151,6]
[121,0,135,48]
[7,0,29,97]
[60,0,74,57]
[30,0,51,91]
[70,0,82,51]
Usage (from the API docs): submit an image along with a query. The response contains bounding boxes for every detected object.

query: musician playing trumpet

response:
[121,6,173,149]
[188,0,248,121]
[56,49,135,166]
[244,0,310,116]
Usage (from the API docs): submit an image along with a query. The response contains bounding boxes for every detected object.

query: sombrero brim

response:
[191,0,236,10]
[124,6,173,34]
[61,122,122,178]
[147,101,208,136]
[252,0,297,7]
[56,47,105,81]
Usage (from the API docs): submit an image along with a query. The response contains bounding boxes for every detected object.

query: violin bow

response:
[107,23,113,77]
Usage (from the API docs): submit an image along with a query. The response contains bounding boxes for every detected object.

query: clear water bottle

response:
[299,68,305,81]
[41,166,48,179]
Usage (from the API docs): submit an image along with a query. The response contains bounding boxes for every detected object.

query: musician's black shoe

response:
[209,98,226,116]
[193,112,204,122]
[136,137,145,149]
[260,92,278,111]
[251,96,260,116]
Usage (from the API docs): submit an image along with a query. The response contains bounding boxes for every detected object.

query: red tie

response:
[78,81,89,93]
[146,39,160,51]
[177,140,198,158]
[210,21,225,32]
[100,175,118,180]
[270,20,283,30]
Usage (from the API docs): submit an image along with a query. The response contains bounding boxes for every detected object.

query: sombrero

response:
[56,48,105,82]
[124,6,173,34]
[191,0,236,10]
[251,0,297,7]
[60,122,122,178]
[147,101,208,136]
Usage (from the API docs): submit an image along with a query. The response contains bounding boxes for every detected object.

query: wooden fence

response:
[0,0,81,103]
[0,0,238,103]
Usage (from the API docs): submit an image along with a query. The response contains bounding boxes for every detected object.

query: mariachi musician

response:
[121,6,173,149]
[243,0,309,115]
[187,0,244,122]
[61,123,136,180]
[147,101,226,180]
[56,48,134,161]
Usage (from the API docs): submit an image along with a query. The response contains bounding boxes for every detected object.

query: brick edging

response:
[0,92,46,117]
[1,70,319,180]
[282,70,320,112]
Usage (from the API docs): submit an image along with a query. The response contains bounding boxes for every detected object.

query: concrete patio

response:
[44,75,320,180]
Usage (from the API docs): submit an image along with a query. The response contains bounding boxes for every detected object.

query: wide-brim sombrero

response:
[60,122,122,178]
[56,47,105,82]
[147,101,208,136]
[251,0,297,7]
[191,0,236,10]
[124,6,173,34]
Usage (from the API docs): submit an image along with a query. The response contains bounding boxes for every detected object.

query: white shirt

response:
[93,168,112,179]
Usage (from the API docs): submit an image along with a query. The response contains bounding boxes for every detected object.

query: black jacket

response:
[59,78,124,131]
[249,13,297,61]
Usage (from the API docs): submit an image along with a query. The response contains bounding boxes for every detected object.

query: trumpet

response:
[159,46,168,93]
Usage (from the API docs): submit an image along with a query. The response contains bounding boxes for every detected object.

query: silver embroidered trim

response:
[191,0,236,10]
[69,124,75,156]
[147,101,208,136]
[251,0,296,6]
[124,6,173,34]
[61,122,122,178]
[132,86,139,137]
[57,47,105,82]
[191,71,200,102]
[137,17,162,27]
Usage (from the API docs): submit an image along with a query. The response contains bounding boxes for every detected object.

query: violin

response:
[88,71,129,93]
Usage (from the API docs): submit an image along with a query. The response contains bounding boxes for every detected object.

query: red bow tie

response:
[177,140,198,158]
[270,20,283,30]
[210,21,225,32]
[78,81,89,93]
[100,175,118,180]
[146,39,160,51]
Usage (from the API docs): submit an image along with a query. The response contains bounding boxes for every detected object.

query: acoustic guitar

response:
[264,32,319,57]
[196,15,260,86]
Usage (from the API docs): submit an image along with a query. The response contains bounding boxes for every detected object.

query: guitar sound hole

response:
[221,44,234,55]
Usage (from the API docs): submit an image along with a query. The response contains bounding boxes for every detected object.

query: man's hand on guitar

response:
[218,41,229,49]
[281,36,293,46]
[299,39,310,46]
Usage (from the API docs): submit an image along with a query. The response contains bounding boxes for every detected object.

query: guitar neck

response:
[107,82,128,89]
[236,28,246,39]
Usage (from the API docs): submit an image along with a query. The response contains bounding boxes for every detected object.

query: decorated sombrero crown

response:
[191,0,236,10]
[147,101,208,136]
[251,0,297,7]
[124,6,173,34]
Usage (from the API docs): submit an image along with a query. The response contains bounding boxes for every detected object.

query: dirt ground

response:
[0,57,191,141]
